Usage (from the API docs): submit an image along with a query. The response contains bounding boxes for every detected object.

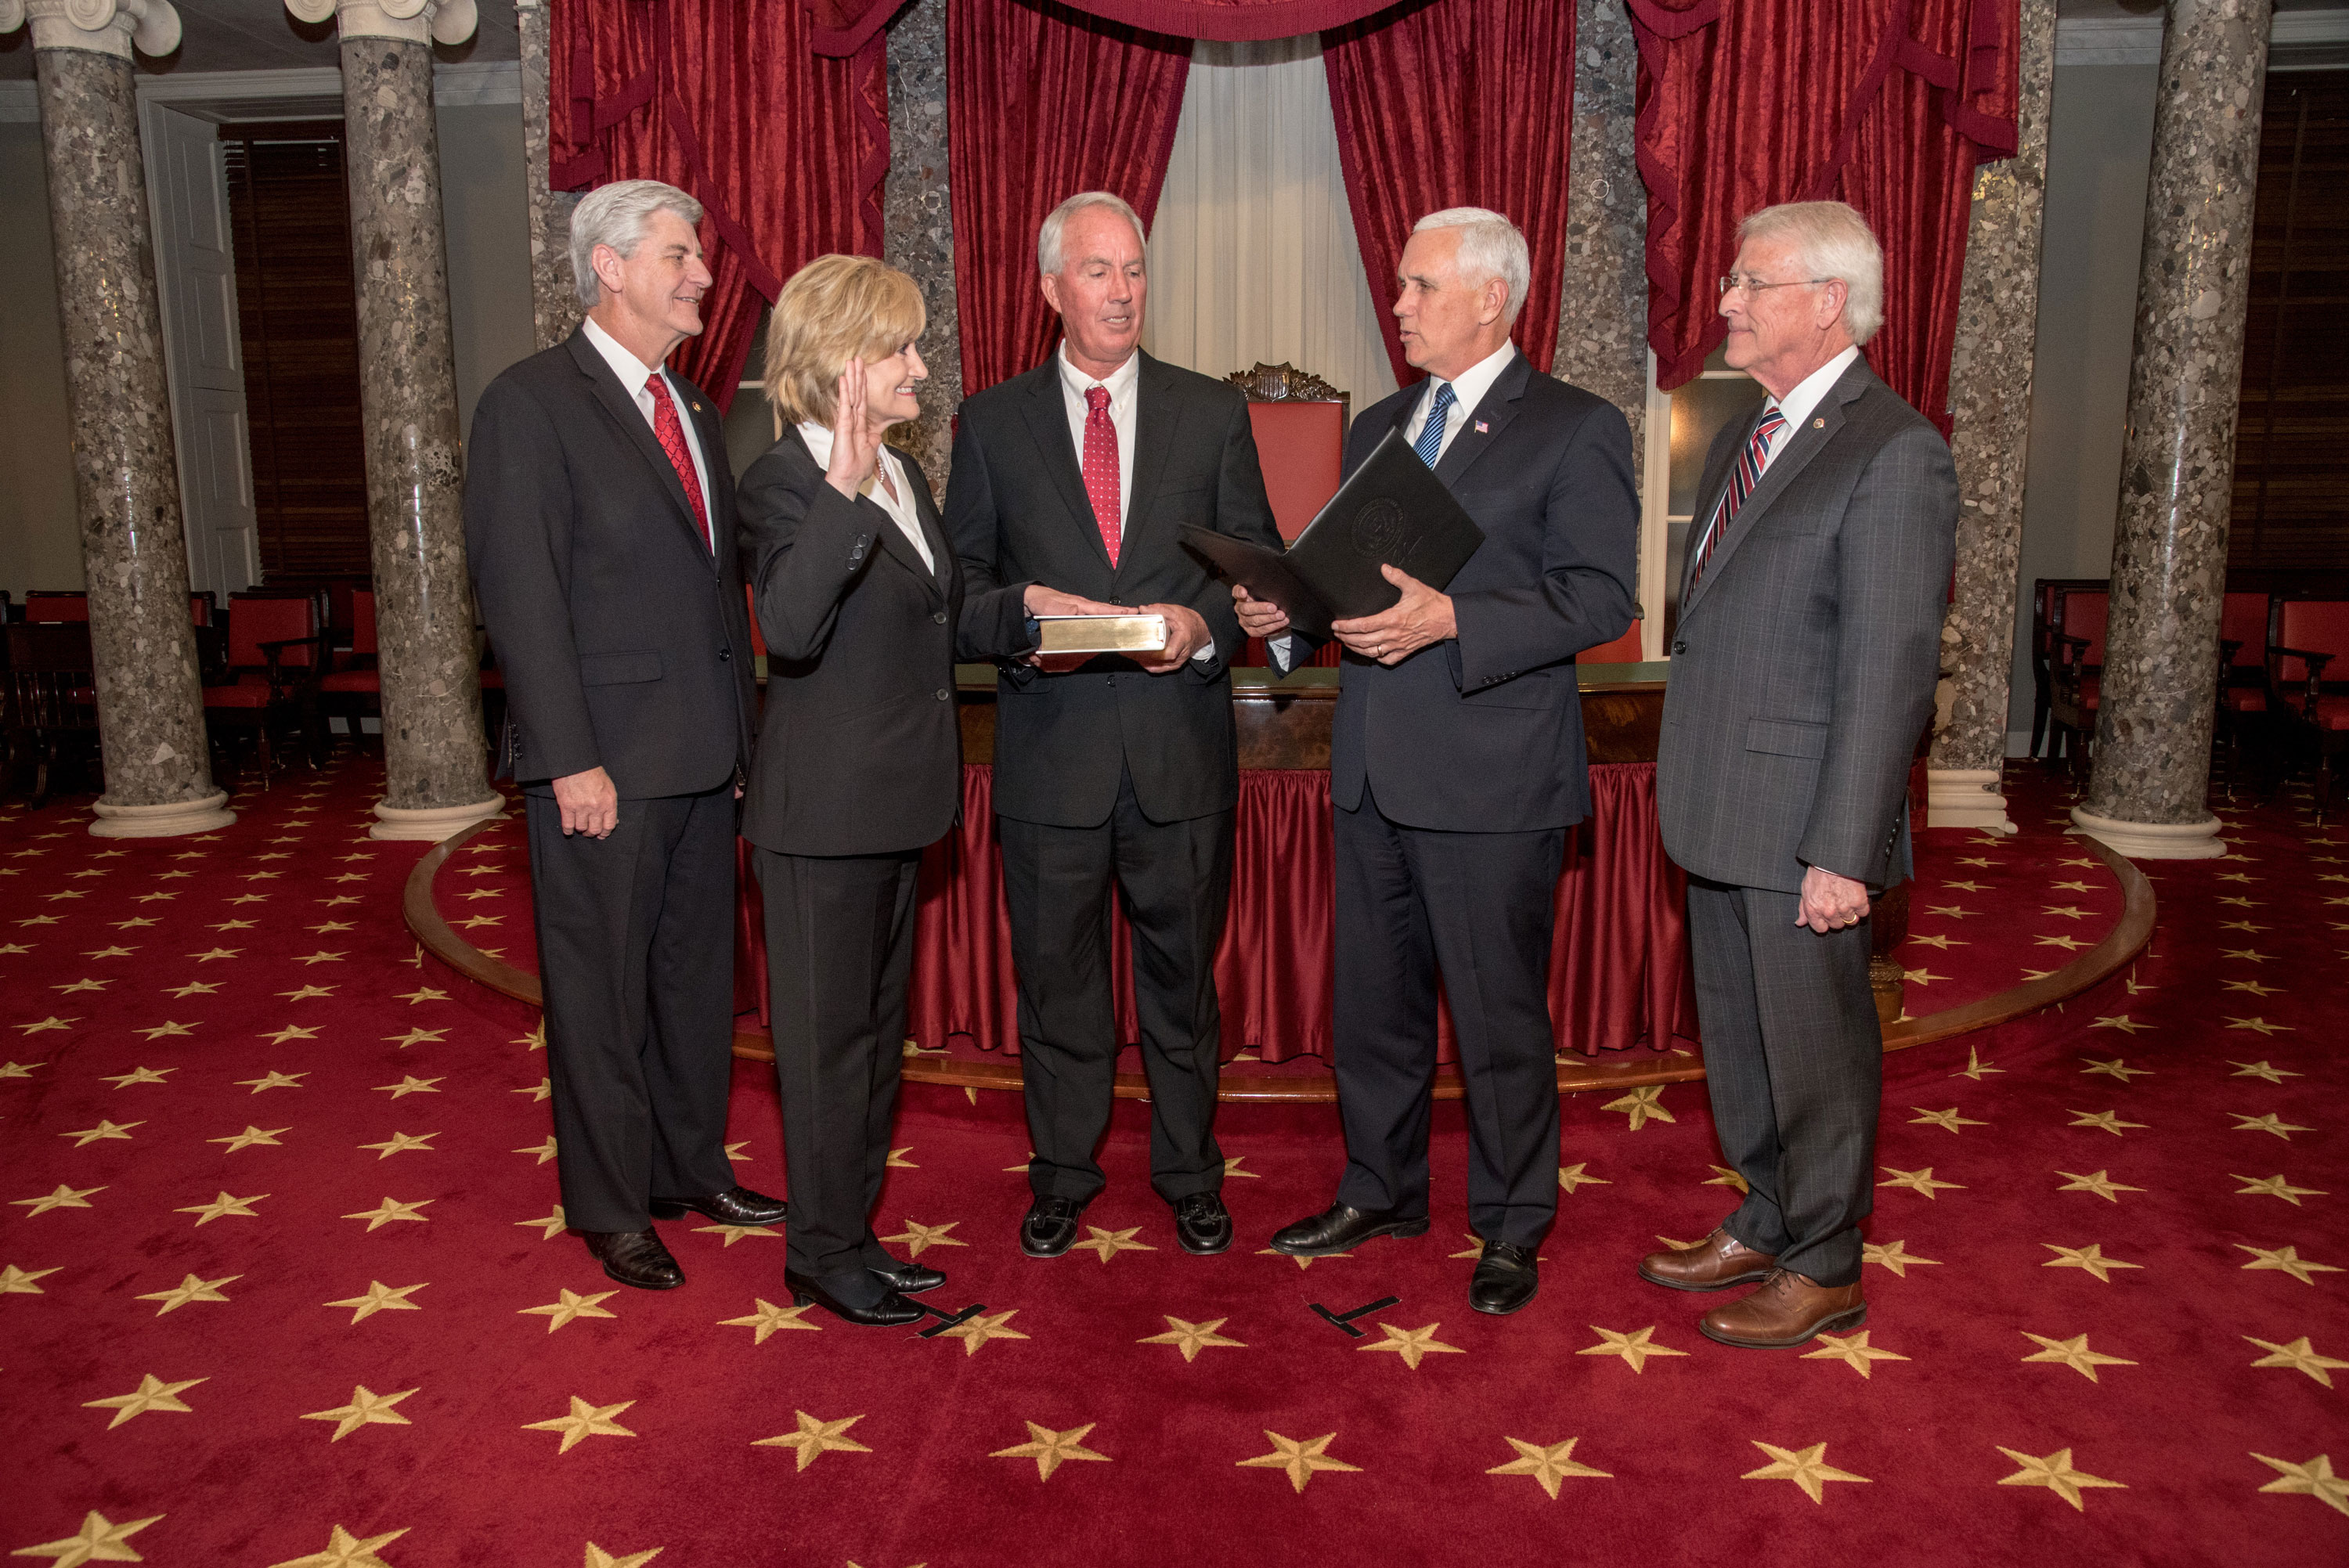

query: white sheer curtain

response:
[1142,35,1398,415]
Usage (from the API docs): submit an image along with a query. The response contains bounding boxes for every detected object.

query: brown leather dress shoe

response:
[1638,1227,1778,1292]
[1698,1268,1865,1348]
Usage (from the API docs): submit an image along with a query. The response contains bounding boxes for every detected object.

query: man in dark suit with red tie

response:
[466,180,784,1291]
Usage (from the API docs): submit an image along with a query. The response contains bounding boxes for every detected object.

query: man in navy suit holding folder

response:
[1237,207,1637,1314]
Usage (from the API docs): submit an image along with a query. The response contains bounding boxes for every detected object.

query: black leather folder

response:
[1179,426,1485,638]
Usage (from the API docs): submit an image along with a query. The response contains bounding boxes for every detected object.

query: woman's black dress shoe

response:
[786,1269,924,1326]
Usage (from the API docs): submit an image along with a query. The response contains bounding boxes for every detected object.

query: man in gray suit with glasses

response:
[1643,200,1956,1348]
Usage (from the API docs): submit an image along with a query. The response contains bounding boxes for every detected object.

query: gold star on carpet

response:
[454,914,500,928]
[277,986,336,1004]
[938,1308,1029,1357]
[52,978,110,995]
[9,1511,164,1566]
[2041,1243,2140,1281]
[2080,1056,2152,1083]
[372,1076,443,1100]
[692,1224,781,1246]
[514,1078,552,1105]
[1486,1436,1610,1497]
[1072,1225,1156,1263]
[265,1523,409,1566]
[358,1131,437,1160]
[1579,1325,1689,1373]
[1221,1155,1259,1178]
[456,887,501,901]
[1696,1165,1751,1194]
[1878,1166,1964,1199]
[2251,1452,2349,1517]
[1361,1321,1465,1370]
[2055,1170,2143,1202]
[207,1126,289,1154]
[2220,920,2269,934]
[1602,1084,1673,1130]
[99,1065,174,1089]
[1908,1107,1986,1134]
[395,986,447,1004]
[2,1264,62,1295]
[0,1061,40,1080]
[1995,1447,2125,1510]
[2020,967,2057,981]
[513,1137,558,1165]
[186,948,238,963]
[515,1205,568,1240]
[719,1298,821,1343]
[1237,1430,1360,1493]
[290,950,344,966]
[2222,978,2282,998]
[1559,1162,1610,1192]
[1943,880,1985,892]
[2226,1016,2293,1036]
[882,1219,968,1258]
[316,896,359,909]
[302,1385,418,1443]
[2232,1112,2313,1140]
[1857,1238,1934,1272]
[60,1119,142,1148]
[325,1280,427,1325]
[164,981,218,998]
[2221,947,2271,962]
[2020,1332,2138,1382]
[877,1147,918,1170]
[178,1190,268,1226]
[2232,1173,2326,1206]
[1905,933,1965,950]
[1138,1315,1245,1362]
[2229,1060,2300,1084]
[2033,933,2088,952]
[1802,1331,1908,1379]
[583,1545,662,1568]
[236,1071,307,1093]
[1902,967,1947,986]
[135,1273,240,1315]
[2239,1244,2344,1285]
[523,1396,637,1454]
[1951,1047,2001,1081]
[382,1029,446,1050]
[991,1420,1110,1480]
[514,1023,547,1050]
[17,1016,77,1034]
[1741,1441,1870,1503]
[11,1184,103,1217]
[521,1288,619,1333]
[2246,1336,2349,1387]
[83,1373,205,1429]
[1256,1247,1345,1268]
[307,922,354,935]
[342,1197,431,1231]
[753,1409,871,1471]
[2066,1109,2147,1136]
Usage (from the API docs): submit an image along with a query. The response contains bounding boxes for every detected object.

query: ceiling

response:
[1,0,518,82]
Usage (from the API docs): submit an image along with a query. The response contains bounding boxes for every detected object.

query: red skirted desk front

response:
[734,665,1700,1069]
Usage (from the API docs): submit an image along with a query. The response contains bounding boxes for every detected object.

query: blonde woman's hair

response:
[761,254,927,436]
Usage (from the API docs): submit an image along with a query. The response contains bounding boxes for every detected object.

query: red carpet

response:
[3,757,2343,1566]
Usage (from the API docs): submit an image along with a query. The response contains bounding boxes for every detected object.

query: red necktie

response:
[1687,406,1786,595]
[1081,384,1121,566]
[644,372,712,553]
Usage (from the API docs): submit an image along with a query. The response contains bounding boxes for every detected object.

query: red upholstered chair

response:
[2269,597,2349,823]
[203,589,327,782]
[23,590,89,623]
[317,589,381,750]
[2046,585,2107,783]
[1226,362,1349,670]
[2029,578,2103,759]
[1576,619,1647,665]
[2,622,101,805]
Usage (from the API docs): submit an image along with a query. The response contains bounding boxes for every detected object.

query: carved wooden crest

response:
[1225,362,1349,412]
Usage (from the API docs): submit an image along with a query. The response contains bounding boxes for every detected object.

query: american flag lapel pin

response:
[1474,420,1489,433]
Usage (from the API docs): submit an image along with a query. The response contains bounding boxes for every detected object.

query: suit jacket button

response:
[718,648,731,661]
[933,611,947,625]
[936,688,950,701]
[1671,640,1687,655]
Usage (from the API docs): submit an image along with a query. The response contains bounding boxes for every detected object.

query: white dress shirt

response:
[582,314,714,546]
[1403,340,1518,465]
[796,420,934,574]
[1056,341,1140,525]
[1754,344,1861,475]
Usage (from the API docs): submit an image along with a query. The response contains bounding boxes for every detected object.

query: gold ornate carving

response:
[1225,362,1349,414]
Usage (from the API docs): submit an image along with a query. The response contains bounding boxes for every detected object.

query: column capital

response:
[283,0,477,47]
[0,0,182,60]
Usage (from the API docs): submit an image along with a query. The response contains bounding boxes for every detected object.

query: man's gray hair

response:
[1038,191,1146,276]
[1738,200,1885,345]
[570,179,705,308]
[1413,207,1531,324]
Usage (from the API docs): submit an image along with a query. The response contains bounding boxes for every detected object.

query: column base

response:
[2069,806,2228,860]
[1926,768,2018,835]
[370,794,506,842]
[88,791,238,838]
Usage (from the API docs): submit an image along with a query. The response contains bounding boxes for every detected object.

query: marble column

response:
[1553,0,1647,470]
[2076,0,2271,861]
[514,0,582,351]
[884,0,960,486]
[1926,0,2057,835]
[287,0,503,841]
[3,0,235,838]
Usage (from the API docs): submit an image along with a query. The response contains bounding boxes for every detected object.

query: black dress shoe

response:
[648,1185,787,1227]
[1268,1202,1430,1256]
[1171,1191,1233,1255]
[786,1269,924,1327]
[1020,1194,1092,1258]
[868,1257,946,1295]
[1470,1240,1539,1316]
[581,1227,684,1290]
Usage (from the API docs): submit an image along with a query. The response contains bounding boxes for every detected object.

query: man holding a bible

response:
[1236,207,1638,1315]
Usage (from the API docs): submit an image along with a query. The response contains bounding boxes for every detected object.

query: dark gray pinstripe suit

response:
[1654,355,1956,1286]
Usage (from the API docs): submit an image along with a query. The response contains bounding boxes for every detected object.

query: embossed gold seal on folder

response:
[1034,614,1169,655]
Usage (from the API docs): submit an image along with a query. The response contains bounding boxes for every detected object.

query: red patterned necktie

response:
[1081,384,1121,566]
[644,372,712,553]
[1687,406,1787,594]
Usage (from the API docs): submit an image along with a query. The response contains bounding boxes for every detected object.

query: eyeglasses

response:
[1719,273,1832,298]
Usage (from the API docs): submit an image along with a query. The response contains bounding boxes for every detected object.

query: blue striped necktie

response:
[1687,406,1787,594]
[1414,381,1456,467]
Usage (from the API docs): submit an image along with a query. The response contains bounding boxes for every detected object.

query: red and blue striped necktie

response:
[1687,406,1787,594]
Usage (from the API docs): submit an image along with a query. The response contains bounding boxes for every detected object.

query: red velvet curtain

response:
[550,0,893,411]
[1627,0,2019,433]
[1322,0,1578,386]
[947,0,1193,395]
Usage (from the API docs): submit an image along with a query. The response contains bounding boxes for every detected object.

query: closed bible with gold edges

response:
[1178,425,1485,638]
[1034,614,1169,655]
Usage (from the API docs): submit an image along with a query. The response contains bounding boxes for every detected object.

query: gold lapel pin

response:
[1813,417,1824,428]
